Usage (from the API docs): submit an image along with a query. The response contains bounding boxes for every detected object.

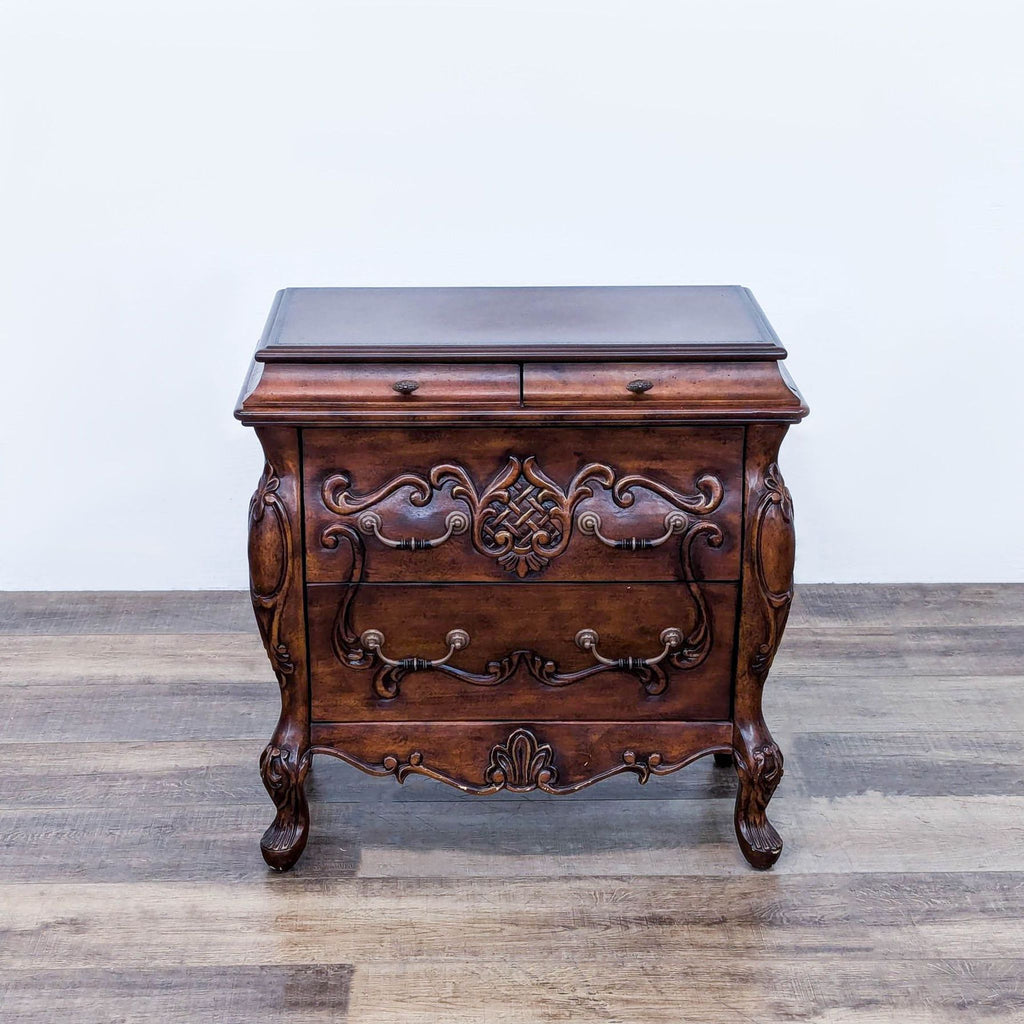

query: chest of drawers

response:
[236,286,808,871]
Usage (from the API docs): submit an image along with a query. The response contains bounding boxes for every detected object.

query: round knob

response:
[660,627,684,648]
[392,379,420,395]
[360,628,386,650]
[626,379,653,394]
[445,628,471,651]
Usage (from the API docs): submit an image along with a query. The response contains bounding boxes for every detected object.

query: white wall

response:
[1,0,1022,588]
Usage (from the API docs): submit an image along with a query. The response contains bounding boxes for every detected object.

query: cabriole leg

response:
[733,732,784,869]
[732,423,794,870]
[249,426,312,871]
[259,744,312,871]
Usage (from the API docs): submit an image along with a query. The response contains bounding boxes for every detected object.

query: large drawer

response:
[303,426,743,583]
[308,581,736,722]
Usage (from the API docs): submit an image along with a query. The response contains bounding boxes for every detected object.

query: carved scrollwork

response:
[314,728,715,796]
[750,462,795,681]
[323,523,372,669]
[368,644,674,700]
[321,455,724,578]
[333,575,722,702]
[324,455,726,699]
[248,462,295,680]
[669,522,723,671]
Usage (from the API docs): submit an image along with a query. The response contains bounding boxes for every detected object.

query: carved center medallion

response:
[481,463,564,576]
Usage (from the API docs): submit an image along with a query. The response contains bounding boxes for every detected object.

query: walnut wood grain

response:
[303,426,743,583]
[238,359,808,423]
[308,721,732,793]
[522,360,806,413]
[307,581,736,722]
[243,361,519,410]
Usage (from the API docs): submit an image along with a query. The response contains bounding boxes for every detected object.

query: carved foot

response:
[259,745,312,871]
[713,751,734,768]
[733,743,784,870]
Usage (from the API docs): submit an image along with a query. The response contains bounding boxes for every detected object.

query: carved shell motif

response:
[484,728,558,791]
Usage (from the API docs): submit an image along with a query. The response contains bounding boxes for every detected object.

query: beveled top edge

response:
[253,285,788,361]
[255,343,786,363]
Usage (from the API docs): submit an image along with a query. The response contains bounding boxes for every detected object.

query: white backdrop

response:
[2,0,1022,588]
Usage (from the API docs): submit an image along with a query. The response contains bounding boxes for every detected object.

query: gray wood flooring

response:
[1,585,1022,1022]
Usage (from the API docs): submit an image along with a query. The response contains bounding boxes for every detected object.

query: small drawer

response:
[308,581,736,723]
[523,362,750,406]
[254,362,520,406]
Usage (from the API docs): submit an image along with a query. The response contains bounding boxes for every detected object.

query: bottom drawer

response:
[308,581,736,722]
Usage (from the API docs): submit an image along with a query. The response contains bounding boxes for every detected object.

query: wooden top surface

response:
[255,286,786,362]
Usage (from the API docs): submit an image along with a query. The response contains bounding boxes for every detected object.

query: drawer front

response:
[308,581,736,722]
[303,426,742,583]
[524,361,762,407]
[281,362,520,406]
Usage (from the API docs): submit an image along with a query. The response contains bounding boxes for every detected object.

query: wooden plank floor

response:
[1,585,1022,1023]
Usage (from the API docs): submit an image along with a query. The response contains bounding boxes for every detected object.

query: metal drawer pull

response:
[626,378,653,394]
[577,510,688,550]
[357,510,470,550]
[392,379,420,394]
[575,626,684,669]
[360,627,470,669]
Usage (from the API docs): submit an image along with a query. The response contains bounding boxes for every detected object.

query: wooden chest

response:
[236,286,808,870]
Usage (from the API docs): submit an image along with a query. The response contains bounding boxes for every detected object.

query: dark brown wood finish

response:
[732,423,795,869]
[246,362,521,410]
[253,285,787,361]
[238,286,808,871]
[308,721,733,792]
[522,360,804,413]
[239,359,805,424]
[303,425,743,583]
[249,426,313,870]
[307,582,737,722]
